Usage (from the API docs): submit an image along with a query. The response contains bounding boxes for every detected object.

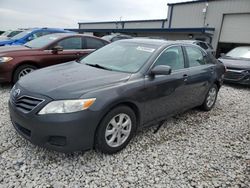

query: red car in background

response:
[0,33,109,83]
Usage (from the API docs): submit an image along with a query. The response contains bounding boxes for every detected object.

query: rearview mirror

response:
[52,46,63,54]
[151,65,171,76]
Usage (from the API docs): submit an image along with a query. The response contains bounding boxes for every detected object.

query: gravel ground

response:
[0,84,249,188]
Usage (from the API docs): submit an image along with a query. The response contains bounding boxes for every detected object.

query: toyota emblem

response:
[13,89,21,98]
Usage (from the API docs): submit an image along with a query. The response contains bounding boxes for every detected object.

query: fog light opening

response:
[48,136,67,146]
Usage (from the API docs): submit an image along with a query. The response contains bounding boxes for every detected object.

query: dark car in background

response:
[0,29,25,40]
[0,33,109,83]
[179,40,215,56]
[9,39,225,154]
[101,34,133,42]
[0,28,72,46]
[219,46,250,85]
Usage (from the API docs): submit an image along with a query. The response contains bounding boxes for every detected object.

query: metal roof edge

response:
[78,19,167,25]
[167,0,210,6]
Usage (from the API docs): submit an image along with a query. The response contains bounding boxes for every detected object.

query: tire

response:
[13,64,37,83]
[201,84,218,111]
[95,106,137,154]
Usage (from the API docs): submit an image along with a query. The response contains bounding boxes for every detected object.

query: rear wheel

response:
[13,64,37,83]
[201,84,218,111]
[95,106,136,154]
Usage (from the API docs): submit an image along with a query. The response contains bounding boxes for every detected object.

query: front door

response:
[40,36,90,67]
[142,46,190,124]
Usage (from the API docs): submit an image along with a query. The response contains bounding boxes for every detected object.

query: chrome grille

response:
[11,95,44,113]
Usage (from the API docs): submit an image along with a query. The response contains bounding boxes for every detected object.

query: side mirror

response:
[151,65,172,76]
[27,36,34,41]
[52,46,63,54]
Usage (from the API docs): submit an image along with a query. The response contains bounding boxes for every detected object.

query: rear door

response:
[143,45,191,124]
[183,45,215,107]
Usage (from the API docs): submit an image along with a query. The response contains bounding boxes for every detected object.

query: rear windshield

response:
[25,34,60,48]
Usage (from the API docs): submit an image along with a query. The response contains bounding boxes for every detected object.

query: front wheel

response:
[201,84,218,111]
[95,106,137,154]
[13,64,37,83]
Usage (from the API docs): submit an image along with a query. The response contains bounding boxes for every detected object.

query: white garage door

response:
[219,14,250,44]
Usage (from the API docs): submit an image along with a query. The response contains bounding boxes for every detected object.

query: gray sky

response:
[0,0,188,30]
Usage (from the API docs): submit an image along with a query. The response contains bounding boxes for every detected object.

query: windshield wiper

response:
[85,63,113,71]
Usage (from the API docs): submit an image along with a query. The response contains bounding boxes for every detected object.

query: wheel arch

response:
[12,61,40,82]
[93,100,141,147]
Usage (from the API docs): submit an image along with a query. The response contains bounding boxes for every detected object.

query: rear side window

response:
[154,46,185,71]
[207,43,213,49]
[85,37,105,49]
[57,37,82,49]
[185,46,207,67]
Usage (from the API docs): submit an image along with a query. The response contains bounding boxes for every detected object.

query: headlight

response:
[0,57,13,63]
[38,98,96,115]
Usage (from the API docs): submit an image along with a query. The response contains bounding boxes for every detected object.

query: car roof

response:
[24,28,71,33]
[119,38,183,47]
[177,40,208,44]
[105,33,131,37]
[38,33,108,41]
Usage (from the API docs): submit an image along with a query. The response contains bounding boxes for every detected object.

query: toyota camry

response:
[9,39,225,154]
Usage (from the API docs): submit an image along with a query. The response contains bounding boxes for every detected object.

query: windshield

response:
[11,30,31,40]
[1,31,11,37]
[25,34,60,48]
[81,42,157,73]
[8,30,22,37]
[226,47,250,59]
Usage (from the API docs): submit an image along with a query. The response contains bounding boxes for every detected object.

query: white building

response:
[76,0,250,55]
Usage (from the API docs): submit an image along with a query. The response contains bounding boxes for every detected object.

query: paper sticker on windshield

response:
[136,46,155,53]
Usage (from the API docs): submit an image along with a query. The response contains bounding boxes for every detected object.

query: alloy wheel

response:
[105,113,132,148]
[18,68,35,79]
[206,87,217,108]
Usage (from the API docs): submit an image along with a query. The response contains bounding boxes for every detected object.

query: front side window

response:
[185,46,206,67]
[57,37,82,49]
[154,46,185,71]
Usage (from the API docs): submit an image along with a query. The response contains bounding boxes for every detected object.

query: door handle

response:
[210,67,215,74]
[183,74,188,82]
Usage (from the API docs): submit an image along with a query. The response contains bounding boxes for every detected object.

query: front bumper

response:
[9,100,101,153]
[224,69,250,85]
[0,68,12,83]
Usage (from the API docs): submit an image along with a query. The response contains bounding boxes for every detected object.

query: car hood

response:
[18,61,132,99]
[219,57,250,70]
[0,45,30,54]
